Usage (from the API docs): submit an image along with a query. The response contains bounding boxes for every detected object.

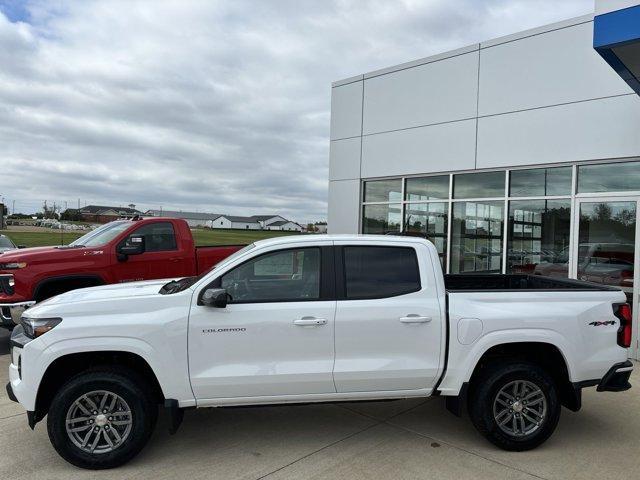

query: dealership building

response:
[327,0,640,359]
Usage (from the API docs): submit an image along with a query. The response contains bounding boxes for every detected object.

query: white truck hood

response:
[27,279,177,316]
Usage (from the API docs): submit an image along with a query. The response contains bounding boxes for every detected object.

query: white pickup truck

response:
[6,235,634,469]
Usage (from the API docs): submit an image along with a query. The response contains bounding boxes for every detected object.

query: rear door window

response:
[343,246,421,299]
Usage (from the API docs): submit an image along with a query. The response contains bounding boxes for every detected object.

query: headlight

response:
[21,317,62,339]
[0,262,27,270]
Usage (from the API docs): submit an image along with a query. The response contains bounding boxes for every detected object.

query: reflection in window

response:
[578,162,640,193]
[125,222,177,252]
[451,201,504,273]
[363,179,402,202]
[453,171,505,199]
[362,204,401,234]
[578,202,636,303]
[405,176,449,201]
[507,200,571,276]
[221,248,320,302]
[510,167,572,197]
[404,202,448,266]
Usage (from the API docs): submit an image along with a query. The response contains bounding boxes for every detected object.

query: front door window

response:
[221,248,320,303]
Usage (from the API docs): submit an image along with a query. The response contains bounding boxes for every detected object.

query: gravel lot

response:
[1,328,638,480]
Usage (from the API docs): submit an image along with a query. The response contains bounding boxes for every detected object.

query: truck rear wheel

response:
[47,369,157,469]
[468,362,560,451]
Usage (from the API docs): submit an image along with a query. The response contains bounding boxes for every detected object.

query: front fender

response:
[18,336,194,411]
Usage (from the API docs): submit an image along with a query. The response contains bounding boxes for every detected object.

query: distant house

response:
[211,215,261,230]
[314,222,328,234]
[264,220,303,232]
[75,205,142,224]
[250,215,287,228]
[145,209,303,232]
[145,210,224,228]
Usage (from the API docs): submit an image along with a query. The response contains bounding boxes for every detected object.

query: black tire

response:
[468,362,560,451]
[47,368,158,469]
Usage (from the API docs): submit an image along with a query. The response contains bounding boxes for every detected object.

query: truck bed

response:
[444,274,620,292]
[195,244,245,275]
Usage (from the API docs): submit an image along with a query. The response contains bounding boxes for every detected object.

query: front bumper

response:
[597,360,634,392]
[7,325,35,414]
[0,301,35,329]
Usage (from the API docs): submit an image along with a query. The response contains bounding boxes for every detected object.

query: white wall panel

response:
[329,137,361,180]
[327,180,360,234]
[595,0,639,15]
[362,51,479,135]
[361,119,477,178]
[479,22,632,117]
[330,81,363,140]
[477,94,640,168]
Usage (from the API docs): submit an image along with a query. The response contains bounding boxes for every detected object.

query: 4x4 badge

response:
[588,321,616,326]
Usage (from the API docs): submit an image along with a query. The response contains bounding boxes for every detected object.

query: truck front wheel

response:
[468,362,560,451]
[47,368,157,469]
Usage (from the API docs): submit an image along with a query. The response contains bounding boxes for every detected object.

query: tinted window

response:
[507,200,571,276]
[509,167,572,197]
[404,202,447,267]
[362,204,402,234]
[363,179,402,202]
[221,248,320,303]
[451,201,504,273]
[124,222,177,252]
[453,171,505,199]
[578,162,640,193]
[344,246,420,299]
[405,175,449,200]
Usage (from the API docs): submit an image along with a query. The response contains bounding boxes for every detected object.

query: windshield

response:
[159,243,256,295]
[0,236,15,249]
[69,221,131,247]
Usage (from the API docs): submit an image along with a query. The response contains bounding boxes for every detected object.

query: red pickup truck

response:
[0,217,242,328]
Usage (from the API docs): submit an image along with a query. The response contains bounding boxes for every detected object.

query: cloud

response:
[0,0,593,221]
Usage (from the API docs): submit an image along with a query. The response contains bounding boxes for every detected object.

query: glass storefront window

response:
[578,201,636,304]
[509,167,572,197]
[507,200,571,276]
[451,201,504,273]
[453,171,505,199]
[578,161,640,193]
[362,204,402,234]
[405,176,449,201]
[404,202,448,266]
[363,179,402,202]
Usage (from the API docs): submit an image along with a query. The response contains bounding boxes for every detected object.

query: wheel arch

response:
[466,341,580,412]
[33,350,165,425]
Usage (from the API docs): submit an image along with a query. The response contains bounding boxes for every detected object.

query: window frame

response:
[118,221,178,253]
[335,245,422,301]
[203,246,335,304]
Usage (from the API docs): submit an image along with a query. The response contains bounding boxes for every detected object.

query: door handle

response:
[399,315,432,324]
[293,317,327,326]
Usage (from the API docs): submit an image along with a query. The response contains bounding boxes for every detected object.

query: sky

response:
[0,0,595,223]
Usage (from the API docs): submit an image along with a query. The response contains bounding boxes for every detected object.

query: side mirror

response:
[201,288,229,308]
[117,235,145,261]
[17,245,26,249]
